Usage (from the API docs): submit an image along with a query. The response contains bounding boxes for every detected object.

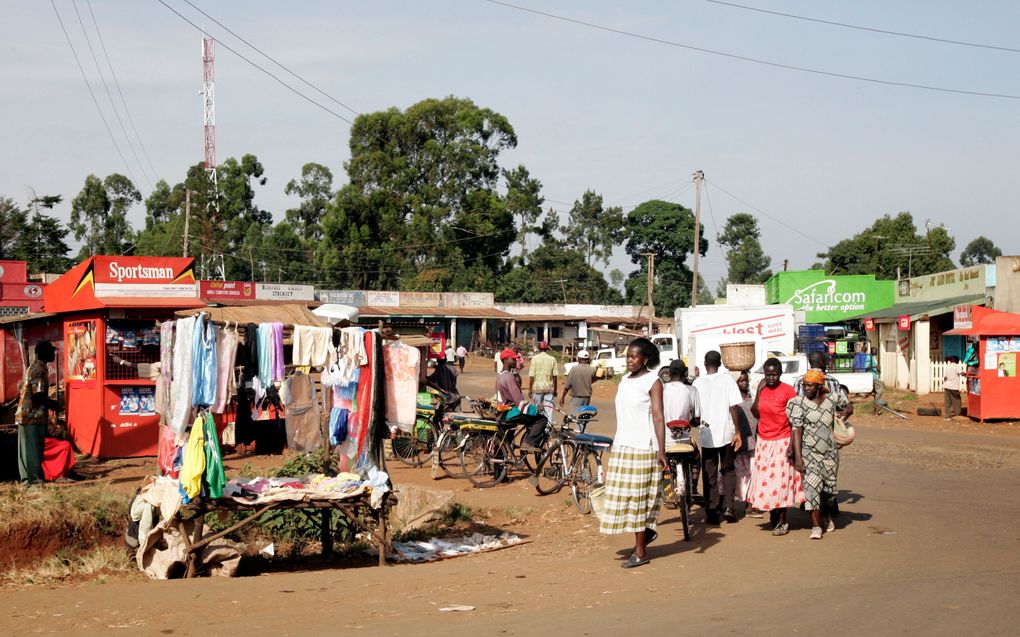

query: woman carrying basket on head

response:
[599,338,668,569]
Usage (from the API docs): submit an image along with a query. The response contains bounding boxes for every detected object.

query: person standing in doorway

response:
[943,355,962,419]
[560,350,596,412]
[692,350,743,524]
[455,344,467,372]
[16,341,77,484]
[527,341,559,423]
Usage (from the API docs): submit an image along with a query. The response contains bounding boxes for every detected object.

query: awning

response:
[844,294,985,322]
[0,312,58,326]
[175,303,330,327]
[357,305,513,319]
[945,306,1020,336]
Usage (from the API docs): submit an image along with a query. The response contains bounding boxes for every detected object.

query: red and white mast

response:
[201,36,218,204]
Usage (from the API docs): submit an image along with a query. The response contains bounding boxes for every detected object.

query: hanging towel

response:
[383,341,421,431]
[293,325,334,367]
[257,323,274,388]
[192,314,218,407]
[242,323,258,380]
[156,321,174,422]
[169,316,197,439]
[202,412,226,498]
[180,415,207,501]
[212,327,239,414]
[271,322,285,381]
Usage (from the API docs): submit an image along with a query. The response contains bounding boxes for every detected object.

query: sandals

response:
[622,553,650,569]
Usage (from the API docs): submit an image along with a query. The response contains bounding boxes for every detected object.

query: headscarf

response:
[802,369,828,391]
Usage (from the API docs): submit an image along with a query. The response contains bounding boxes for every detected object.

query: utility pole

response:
[182,189,191,257]
[691,170,704,307]
[554,279,568,305]
[642,252,656,335]
[783,258,789,272]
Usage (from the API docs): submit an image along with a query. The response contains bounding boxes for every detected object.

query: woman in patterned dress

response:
[788,369,840,540]
[599,338,667,569]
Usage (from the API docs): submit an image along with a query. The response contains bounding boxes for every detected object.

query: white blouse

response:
[613,370,662,452]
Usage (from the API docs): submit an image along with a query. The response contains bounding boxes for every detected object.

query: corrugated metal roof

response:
[844,294,985,321]
[358,305,513,319]
[175,303,330,327]
[0,312,58,326]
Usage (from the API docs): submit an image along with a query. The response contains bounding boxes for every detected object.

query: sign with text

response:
[364,291,400,307]
[90,256,197,298]
[255,283,314,302]
[200,280,255,301]
[953,304,973,330]
[898,265,987,301]
[766,271,895,323]
[401,291,443,307]
[898,315,911,331]
[864,318,875,332]
[316,289,365,306]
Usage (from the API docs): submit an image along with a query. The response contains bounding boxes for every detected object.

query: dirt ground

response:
[2,356,1020,636]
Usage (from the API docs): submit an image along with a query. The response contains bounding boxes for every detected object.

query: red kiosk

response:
[42,256,203,457]
[947,305,1020,422]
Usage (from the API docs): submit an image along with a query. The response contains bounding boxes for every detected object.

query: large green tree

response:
[502,165,545,263]
[69,174,139,257]
[717,212,772,287]
[563,190,625,268]
[0,196,28,259]
[285,162,333,243]
[623,199,708,315]
[318,96,518,291]
[819,212,954,279]
[495,239,624,304]
[959,236,1002,266]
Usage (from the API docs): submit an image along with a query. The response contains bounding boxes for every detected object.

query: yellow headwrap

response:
[803,369,828,391]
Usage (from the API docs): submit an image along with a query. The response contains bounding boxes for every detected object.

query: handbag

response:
[833,415,855,448]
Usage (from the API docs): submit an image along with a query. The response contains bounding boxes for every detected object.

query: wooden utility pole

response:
[182,189,191,257]
[691,170,704,307]
[642,252,656,335]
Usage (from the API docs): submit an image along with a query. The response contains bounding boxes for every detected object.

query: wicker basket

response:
[720,341,756,371]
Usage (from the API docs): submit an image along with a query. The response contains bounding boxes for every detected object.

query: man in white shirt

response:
[455,345,468,372]
[692,350,743,524]
[663,360,701,426]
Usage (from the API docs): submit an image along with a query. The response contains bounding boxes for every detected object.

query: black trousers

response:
[701,444,736,512]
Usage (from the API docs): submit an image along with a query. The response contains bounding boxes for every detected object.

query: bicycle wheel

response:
[390,420,438,467]
[533,440,572,495]
[460,432,508,488]
[675,462,691,540]
[433,427,466,479]
[511,425,541,473]
[571,447,601,514]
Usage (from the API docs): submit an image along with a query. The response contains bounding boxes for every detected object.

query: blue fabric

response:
[329,407,349,446]
[191,314,218,407]
[257,323,273,388]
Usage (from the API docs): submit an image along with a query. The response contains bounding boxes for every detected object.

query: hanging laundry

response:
[202,411,226,499]
[212,326,239,414]
[271,322,285,381]
[256,323,274,388]
[293,325,334,368]
[169,316,197,438]
[157,421,178,478]
[242,323,258,380]
[192,314,218,408]
[180,415,207,501]
[383,341,421,432]
[280,371,321,451]
[156,321,174,422]
[329,407,349,446]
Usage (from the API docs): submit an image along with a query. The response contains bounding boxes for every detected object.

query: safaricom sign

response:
[787,280,867,314]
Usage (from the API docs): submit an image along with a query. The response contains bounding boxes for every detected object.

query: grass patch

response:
[1,545,133,587]
[0,483,127,545]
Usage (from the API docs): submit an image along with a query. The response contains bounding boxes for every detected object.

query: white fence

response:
[930,360,946,393]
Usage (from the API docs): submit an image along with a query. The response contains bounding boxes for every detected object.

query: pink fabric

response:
[212,328,239,414]
[383,342,420,431]
[746,436,804,511]
[157,424,179,478]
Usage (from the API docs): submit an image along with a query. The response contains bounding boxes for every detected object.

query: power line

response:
[702,181,720,240]
[701,178,831,249]
[49,0,138,184]
[179,0,360,116]
[84,0,160,182]
[155,0,357,125]
[483,0,1020,100]
[703,0,1020,55]
[69,0,151,190]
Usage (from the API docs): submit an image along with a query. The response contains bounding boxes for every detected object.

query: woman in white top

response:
[599,338,667,569]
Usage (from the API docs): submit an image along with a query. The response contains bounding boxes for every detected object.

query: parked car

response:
[748,354,874,395]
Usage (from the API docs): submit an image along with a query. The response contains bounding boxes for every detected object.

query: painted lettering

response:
[108,261,174,282]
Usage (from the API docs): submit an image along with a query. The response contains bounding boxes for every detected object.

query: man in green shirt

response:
[527,341,559,422]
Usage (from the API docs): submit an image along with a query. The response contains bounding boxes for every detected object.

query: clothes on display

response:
[212,325,239,414]
[281,371,322,451]
[383,341,421,431]
[191,314,218,408]
[169,316,197,438]
[293,325,334,368]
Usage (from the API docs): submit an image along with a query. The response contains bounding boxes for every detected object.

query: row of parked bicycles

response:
[389,387,703,540]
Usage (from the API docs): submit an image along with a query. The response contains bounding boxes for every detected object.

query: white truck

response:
[674,304,796,376]
[565,334,679,377]
[748,354,874,395]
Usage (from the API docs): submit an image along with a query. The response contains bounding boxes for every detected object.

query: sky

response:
[2,0,1018,294]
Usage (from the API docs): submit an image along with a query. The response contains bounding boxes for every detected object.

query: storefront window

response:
[105,320,160,380]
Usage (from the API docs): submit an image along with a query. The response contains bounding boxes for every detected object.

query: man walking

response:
[560,350,596,412]
[943,355,962,419]
[692,350,743,524]
[15,341,60,484]
[455,344,468,372]
[527,341,559,422]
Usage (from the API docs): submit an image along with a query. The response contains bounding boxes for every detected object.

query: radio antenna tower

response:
[201,36,219,213]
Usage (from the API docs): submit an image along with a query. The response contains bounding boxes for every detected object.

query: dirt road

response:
[3,360,1020,636]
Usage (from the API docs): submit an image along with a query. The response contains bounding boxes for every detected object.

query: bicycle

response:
[390,388,459,467]
[532,406,613,514]
[664,419,700,540]
[457,407,550,488]
[430,397,500,480]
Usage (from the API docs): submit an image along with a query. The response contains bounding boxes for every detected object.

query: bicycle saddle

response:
[666,419,691,430]
[575,432,613,446]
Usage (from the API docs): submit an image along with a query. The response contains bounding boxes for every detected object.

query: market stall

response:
[40,256,203,457]
[946,306,1020,421]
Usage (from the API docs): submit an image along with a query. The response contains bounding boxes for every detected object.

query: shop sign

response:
[898,265,987,301]
[255,283,314,301]
[200,280,255,301]
[316,289,365,306]
[898,315,911,331]
[364,291,400,307]
[864,318,875,332]
[444,292,493,308]
[90,256,197,298]
[953,304,973,330]
[401,291,443,307]
[769,271,895,323]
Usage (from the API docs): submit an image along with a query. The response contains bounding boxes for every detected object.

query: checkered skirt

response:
[598,445,663,535]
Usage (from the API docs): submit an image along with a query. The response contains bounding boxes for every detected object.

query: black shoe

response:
[622,553,650,569]
[723,507,737,523]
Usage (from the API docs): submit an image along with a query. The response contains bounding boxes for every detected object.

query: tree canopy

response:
[959,236,1002,266]
[716,212,772,294]
[819,212,955,279]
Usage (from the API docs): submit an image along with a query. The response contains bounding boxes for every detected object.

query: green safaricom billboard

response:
[766,271,895,323]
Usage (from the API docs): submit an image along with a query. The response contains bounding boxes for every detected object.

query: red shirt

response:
[756,383,796,441]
